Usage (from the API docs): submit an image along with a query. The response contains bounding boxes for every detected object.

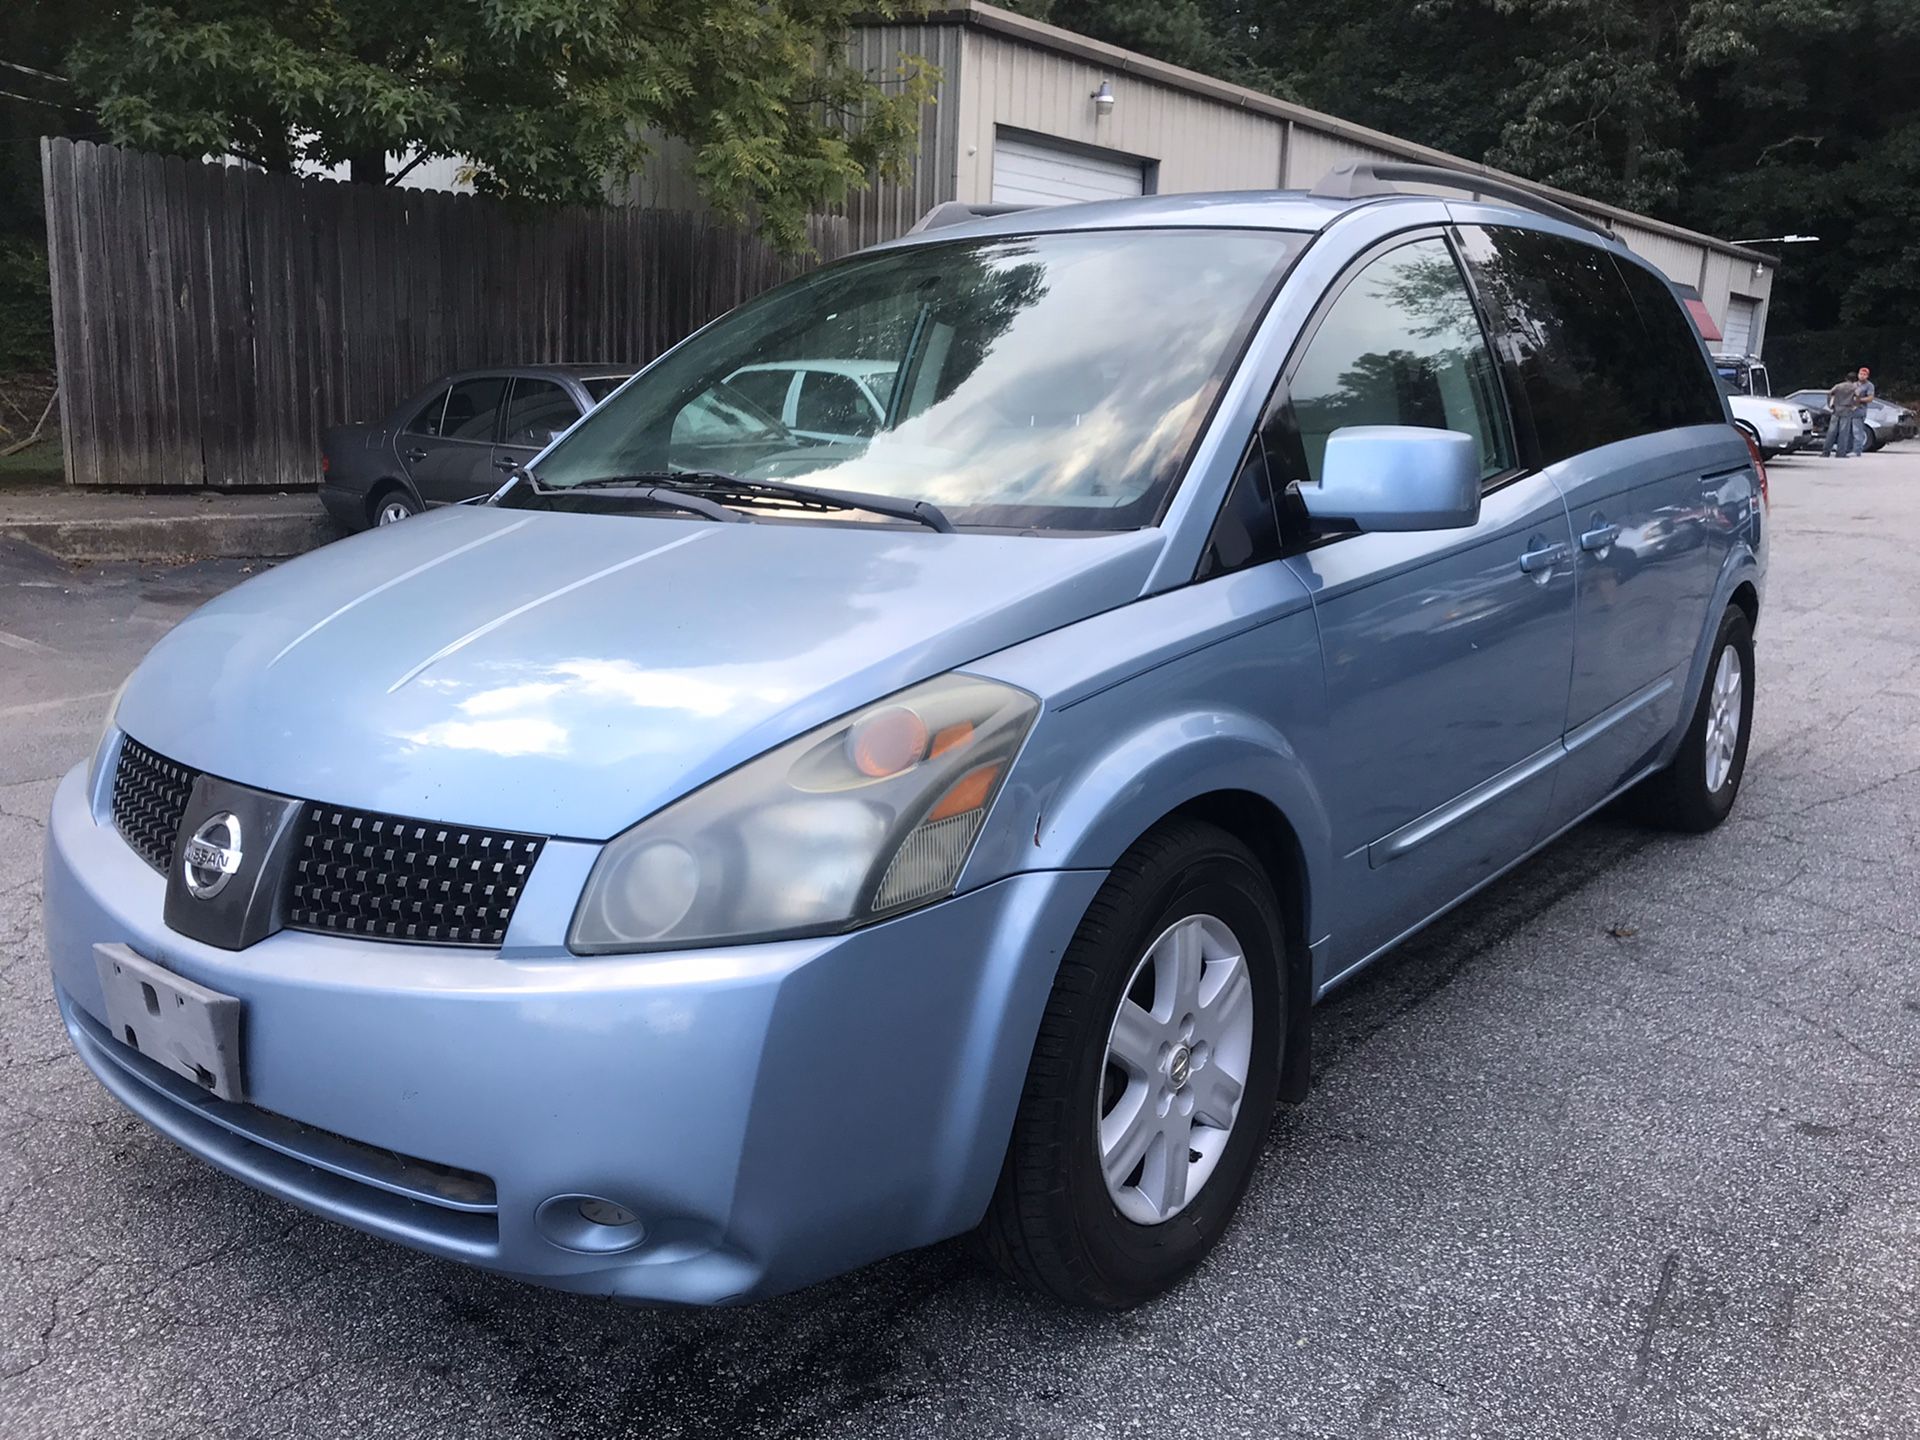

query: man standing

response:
[1851,366,1877,456]
[1824,371,1860,456]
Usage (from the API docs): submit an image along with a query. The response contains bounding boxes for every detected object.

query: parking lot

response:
[2,447,1918,1440]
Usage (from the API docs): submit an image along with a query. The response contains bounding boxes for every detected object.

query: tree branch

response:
[386,150,431,186]
[0,388,58,458]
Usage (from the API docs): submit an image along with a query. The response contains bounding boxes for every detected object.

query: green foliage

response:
[1766,326,1920,402]
[1038,0,1920,367]
[0,238,55,372]
[67,0,937,252]
[1006,1,1272,86]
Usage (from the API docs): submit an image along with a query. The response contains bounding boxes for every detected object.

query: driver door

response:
[1274,234,1578,964]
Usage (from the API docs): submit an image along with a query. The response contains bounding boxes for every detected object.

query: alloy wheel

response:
[1704,645,1744,793]
[1097,913,1256,1225]
[376,498,414,526]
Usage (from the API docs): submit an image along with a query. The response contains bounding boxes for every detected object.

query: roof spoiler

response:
[907,201,1037,235]
[1312,161,1610,238]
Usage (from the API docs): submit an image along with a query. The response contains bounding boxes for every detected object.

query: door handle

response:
[403,448,427,464]
[1579,523,1620,553]
[492,457,519,471]
[1518,541,1571,574]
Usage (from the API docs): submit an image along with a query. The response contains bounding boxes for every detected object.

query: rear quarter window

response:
[1456,226,1646,465]
[1612,260,1725,429]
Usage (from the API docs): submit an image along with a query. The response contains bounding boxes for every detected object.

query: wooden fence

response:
[40,138,852,487]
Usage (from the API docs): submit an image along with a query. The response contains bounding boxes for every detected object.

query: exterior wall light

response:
[1092,80,1116,116]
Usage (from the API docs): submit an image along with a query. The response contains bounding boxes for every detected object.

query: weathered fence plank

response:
[40,138,851,487]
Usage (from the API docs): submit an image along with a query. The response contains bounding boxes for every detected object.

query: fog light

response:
[577,1198,636,1227]
[536,1193,649,1254]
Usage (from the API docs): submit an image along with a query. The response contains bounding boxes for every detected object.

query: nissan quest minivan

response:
[44,164,1766,1310]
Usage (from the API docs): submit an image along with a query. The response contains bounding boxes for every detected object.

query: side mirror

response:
[1296,426,1482,533]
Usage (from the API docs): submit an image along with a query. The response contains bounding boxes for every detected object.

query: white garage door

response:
[991,135,1146,206]
[1723,296,1758,355]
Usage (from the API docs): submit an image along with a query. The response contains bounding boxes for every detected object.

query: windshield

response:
[523,229,1300,530]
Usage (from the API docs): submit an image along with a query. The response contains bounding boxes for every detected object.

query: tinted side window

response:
[406,388,450,437]
[796,372,880,437]
[441,377,507,443]
[1455,226,1643,464]
[583,375,631,404]
[501,378,580,447]
[1285,237,1513,484]
[1612,260,1725,429]
[726,368,795,419]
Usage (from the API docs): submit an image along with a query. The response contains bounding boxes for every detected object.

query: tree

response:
[1003,0,1273,86]
[1023,0,1920,385]
[67,0,936,251]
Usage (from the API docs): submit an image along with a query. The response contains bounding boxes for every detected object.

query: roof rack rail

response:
[1311,161,1610,238]
[907,201,1037,235]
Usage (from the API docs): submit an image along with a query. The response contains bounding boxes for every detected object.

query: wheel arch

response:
[365,475,423,523]
[1729,577,1759,632]
[993,709,1331,1106]
[1661,553,1763,771]
[1156,789,1315,1102]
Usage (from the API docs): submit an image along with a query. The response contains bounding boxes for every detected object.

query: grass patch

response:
[0,436,63,487]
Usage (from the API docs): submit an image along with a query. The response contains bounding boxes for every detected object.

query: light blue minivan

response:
[44,164,1765,1309]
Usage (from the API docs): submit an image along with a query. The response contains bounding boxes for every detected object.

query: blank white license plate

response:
[93,943,246,1102]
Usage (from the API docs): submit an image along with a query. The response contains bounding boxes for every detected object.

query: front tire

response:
[978,820,1285,1309]
[1631,606,1755,832]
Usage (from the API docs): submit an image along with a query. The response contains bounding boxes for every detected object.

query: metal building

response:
[828,2,1775,351]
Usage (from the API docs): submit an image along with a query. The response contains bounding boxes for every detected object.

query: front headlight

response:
[1768,405,1795,421]
[85,675,132,796]
[569,675,1038,953]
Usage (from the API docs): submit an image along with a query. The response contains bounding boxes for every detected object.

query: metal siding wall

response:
[615,26,963,247]
[839,23,967,247]
[1281,129,1399,189]
[624,131,711,213]
[1614,224,1706,291]
[954,31,1282,199]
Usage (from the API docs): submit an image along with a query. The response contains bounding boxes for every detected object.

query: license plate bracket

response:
[92,943,246,1102]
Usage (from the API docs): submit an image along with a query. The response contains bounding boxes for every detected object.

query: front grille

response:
[286,804,544,947]
[111,737,199,873]
[110,739,545,948]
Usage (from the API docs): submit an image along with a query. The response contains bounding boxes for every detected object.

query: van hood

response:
[115,507,1162,838]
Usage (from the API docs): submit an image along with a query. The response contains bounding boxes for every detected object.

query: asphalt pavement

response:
[3,449,1918,1439]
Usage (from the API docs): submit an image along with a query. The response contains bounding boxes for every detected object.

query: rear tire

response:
[978,820,1285,1309]
[1631,606,1754,832]
[369,486,419,527]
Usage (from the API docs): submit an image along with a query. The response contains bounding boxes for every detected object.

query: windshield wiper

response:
[523,474,750,524]
[572,470,955,534]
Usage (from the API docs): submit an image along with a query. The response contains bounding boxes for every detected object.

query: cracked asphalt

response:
[4,449,1918,1439]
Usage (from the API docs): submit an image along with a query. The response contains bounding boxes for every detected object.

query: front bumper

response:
[44,765,1104,1303]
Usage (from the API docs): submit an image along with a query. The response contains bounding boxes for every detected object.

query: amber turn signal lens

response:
[846,706,931,778]
[929,721,974,757]
[927,762,1002,821]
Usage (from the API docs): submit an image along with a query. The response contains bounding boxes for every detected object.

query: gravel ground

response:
[3,449,1918,1439]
